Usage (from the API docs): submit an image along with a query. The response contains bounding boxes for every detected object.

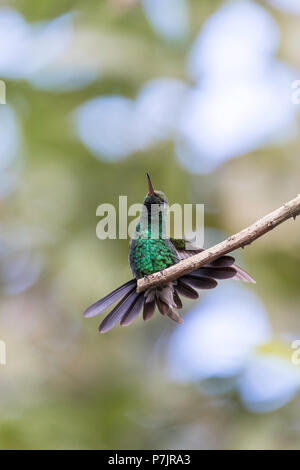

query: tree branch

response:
[137,194,300,293]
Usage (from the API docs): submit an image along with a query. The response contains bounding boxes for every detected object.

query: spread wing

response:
[170,238,255,283]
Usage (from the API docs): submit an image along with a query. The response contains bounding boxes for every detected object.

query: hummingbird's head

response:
[143,173,168,209]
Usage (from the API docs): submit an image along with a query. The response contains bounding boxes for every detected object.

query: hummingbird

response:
[84,174,255,333]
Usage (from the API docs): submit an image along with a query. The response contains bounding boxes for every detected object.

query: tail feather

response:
[192,266,237,280]
[120,293,145,327]
[209,255,235,267]
[143,300,156,321]
[155,285,184,323]
[173,289,183,309]
[181,275,218,289]
[167,308,184,324]
[233,265,256,283]
[83,279,137,318]
[156,297,169,316]
[98,287,137,333]
[175,280,199,299]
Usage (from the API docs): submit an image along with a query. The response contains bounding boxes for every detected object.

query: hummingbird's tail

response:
[83,279,137,319]
[83,255,255,333]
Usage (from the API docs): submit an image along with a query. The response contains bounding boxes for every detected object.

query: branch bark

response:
[137,194,300,293]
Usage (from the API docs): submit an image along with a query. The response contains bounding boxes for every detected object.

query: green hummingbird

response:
[84,173,255,333]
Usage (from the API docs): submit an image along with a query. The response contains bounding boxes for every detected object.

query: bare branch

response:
[137,194,300,293]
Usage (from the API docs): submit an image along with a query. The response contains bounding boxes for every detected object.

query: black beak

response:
[147,173,155,196]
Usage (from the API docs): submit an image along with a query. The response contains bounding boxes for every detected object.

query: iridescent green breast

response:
[129,237,179,279]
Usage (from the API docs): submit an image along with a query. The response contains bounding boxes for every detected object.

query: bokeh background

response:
[0,0,300,450]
